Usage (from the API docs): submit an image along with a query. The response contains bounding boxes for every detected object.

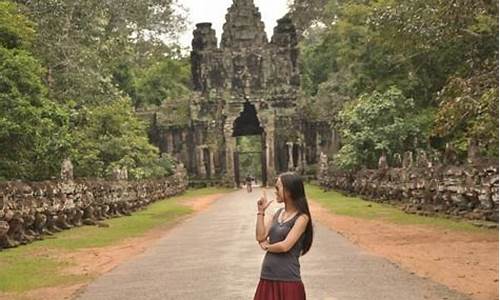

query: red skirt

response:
[253,278,306,300]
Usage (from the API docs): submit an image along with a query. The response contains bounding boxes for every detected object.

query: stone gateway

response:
[146,0,337,186]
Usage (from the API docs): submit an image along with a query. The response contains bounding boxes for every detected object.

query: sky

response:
[178,0,290,49]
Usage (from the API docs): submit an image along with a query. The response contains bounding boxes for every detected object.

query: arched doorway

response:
[232,101,267,187]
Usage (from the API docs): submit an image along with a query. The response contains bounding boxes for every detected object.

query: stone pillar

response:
[209,150,215,177]
[196,146,206,177]
[298,143,306,172]
[223,120,237,187]
[315,132,322,165]
[181,131,189,163]
[265,122,276,186]
[166,132,174,153]
[332,128,341,154]
[287,142,294,171]
[297,144,303,170]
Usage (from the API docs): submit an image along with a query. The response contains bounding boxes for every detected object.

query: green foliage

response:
[334,87,432,170]
[0,47,71,180]
[298,0,498,165]
[433,61,499,157]
[0,0,189,181]
[14,0,188,105]
[237,136,262,181]
[134,58,191,108]
[69,98,172,180]
[0,1,35,49]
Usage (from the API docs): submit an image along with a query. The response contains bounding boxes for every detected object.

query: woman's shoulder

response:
[296,213,309,222]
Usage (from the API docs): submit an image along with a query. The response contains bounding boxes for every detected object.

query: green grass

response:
[35,200,192,250]
[306,184,497,233]
[0,248,90,293]
[178,186,234,199]
[0,187,231,294]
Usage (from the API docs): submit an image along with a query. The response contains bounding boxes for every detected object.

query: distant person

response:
[254,172,314,300]
[245,174,253,193]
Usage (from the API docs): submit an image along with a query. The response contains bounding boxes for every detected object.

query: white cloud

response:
[178,0,289,49]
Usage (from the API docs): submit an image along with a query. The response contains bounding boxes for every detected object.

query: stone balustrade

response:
[0,166,188,250]
[318,157,499,222]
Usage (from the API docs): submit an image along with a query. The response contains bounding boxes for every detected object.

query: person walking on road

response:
[245,174,253,193]
[254,172,314,300]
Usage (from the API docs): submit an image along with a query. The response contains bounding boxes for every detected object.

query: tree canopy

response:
[0,0,188,181]
[291,0,499,170]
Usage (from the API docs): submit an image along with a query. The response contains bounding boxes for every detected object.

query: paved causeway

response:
[77,188,470,300]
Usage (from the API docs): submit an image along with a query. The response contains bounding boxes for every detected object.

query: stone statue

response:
[402,151,413,169]
[467,138,480,165]
[60,158,74,181]
[393,153,402,168]
[416,149,429,168]
[121,167,128,181]
[378,153,389,170]
[444,143,458,165]
[112,167,121,181]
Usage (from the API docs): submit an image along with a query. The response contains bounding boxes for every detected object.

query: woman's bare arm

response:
[262,214,309,253]
[255,190,273,242]
[256,213,272,242]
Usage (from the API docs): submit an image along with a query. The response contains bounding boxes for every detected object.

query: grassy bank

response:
[306,184,497,233]
[0,187,231,295]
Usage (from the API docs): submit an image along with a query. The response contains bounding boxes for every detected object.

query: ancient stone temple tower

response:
[147,0,337,186]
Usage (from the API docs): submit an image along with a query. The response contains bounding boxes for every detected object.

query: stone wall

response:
[318,155,499,222]
[0,166,188,250]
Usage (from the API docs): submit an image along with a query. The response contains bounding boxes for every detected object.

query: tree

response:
[298,0,498,164]
[288,0,330,36]
[69,98,172,179]
[433,61,499,157]
[334,87,433,170]
[0,0,184,181]
[0,28,71,180]
[134,57,191,108]
[0,1,35,49]
[14,0,187,105]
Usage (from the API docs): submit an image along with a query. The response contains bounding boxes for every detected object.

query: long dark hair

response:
[279,172,314,256]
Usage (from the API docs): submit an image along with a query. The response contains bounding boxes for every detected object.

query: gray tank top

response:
[260,207,305,282]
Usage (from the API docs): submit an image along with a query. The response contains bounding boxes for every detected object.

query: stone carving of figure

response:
[318,152,329,180]
[444,143,458,165]
[467,138,480,165]
[393,153,402,168]
[121,167,128,181]
[60,158,74,181]
[402,151,413,169]
[378,152,389,170]
[416,149,429,168]
[112,167,121,181]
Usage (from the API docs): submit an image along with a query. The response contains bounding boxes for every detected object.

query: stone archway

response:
[230,101,267,187]
[148,0,339,187]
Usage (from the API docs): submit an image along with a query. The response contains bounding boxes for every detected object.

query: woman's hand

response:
[259,240,270,251]
[257,190,273,213]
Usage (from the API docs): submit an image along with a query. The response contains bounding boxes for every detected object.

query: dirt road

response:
[77,188,470,300]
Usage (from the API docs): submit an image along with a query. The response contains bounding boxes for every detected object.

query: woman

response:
[254,172,314,300]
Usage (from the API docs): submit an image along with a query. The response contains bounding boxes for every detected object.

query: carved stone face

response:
[0,221,9,236]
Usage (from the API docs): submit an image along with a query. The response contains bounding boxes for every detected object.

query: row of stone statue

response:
[318,157,499,222]
[0,165,188,250]
[377,142,481,171]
